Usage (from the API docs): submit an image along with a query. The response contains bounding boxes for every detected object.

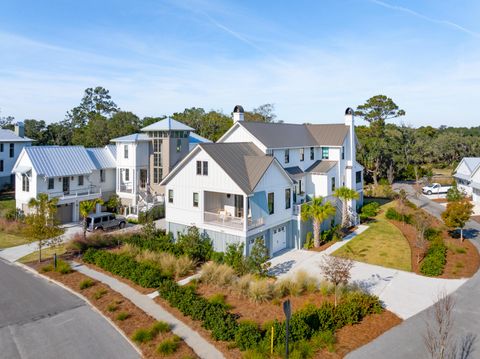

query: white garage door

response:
[272,226,287,254]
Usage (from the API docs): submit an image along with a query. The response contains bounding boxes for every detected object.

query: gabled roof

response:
[86,147,116,169]
[200,143,275,194]
[141,118,194,132]
[20,146,96,177]
[106,144,116,159]
[237,122,349,148]
[284,166,304,181]
[0,129,33,142]
[463,158,480,173]
[110,133,150,142]
[305,160,338,174]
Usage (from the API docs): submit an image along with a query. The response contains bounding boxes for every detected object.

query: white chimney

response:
[345,107,355,166]
[14,122,25,138]
[233,105,244,123]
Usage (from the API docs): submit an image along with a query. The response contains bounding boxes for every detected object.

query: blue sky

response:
[1,0,479,127]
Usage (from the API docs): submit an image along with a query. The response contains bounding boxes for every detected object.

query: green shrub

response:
[107,302,118,312]
[321,225,341,243]
[116,312,130,321]
[56,260,72,274]
[385,207,412,224]
[210,251,225,264]
[420,241,447,276]
[157,336,180,355]
[303,232,314,249]
[235,321,263,350]
[93,289,108,300]
[176,226,213,263]
[224,242,248,275]
[246,237,271,276]
[41,264,53,272]
[359,202,380,222]
[311,330,336,351]
[425,227,442,241]
[131,328,152,343]
[79,278,94,290]
[68,233,120,253]
[208,293,231,309]
[150,321,170,335]
[138,205,165,223]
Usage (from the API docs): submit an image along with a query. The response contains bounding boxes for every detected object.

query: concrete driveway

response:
[346,183,480,358]
[269,247,465,319]
[0,259,139,359]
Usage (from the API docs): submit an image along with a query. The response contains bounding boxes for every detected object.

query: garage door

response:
[55,204,73,224]
[272,226,287,254]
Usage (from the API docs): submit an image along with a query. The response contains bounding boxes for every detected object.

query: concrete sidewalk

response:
[0,225,83,263]
[72,262,224,359]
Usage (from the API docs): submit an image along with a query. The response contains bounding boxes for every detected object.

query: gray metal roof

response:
[141,118,194,132]
[22,146,96,177]
[0,129,33,142]
[189,132,212,144]
[199,142,275,194]
[238,122,349,148]
[86,147,116,169]
[110,133,150,142]
[106,144,117,159]
[284,166,304,181]
[305,160,338,174]
[463,158,480,173]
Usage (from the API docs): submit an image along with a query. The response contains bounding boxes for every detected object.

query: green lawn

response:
[0,196,15,218]
[333,202,412,271]
[18,244,67,264]
[0,232,31,249]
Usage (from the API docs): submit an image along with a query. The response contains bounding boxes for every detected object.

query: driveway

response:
[269,246,465,319]
[346,183,480,358]
[0,259,139,359]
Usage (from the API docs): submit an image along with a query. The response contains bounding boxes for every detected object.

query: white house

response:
[453,157,480,203]
[0,123,32,190]
[12,118,211,223]
[161,106,364,255]
[12,145,116,223]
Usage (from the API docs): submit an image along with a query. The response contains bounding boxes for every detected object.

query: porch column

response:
[243,194,248,232]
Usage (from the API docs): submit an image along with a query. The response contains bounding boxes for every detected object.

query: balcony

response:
[203,211,265,231]
[48,186,102,202]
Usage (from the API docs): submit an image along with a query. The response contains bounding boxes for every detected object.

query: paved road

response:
[0,259,139,359]
[347,183,480,359]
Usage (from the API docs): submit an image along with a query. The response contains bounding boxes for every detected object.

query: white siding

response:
[0,141,31,183]
[218,125,267,152]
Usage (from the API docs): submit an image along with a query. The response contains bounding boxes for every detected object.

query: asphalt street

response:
[348,183,480,359]
[0,259,139,359]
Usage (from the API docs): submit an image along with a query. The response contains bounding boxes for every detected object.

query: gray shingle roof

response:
[305,160,338,174]
[238,122,349,148]
[86,147,116,169]
[22,146,96,177]
[0,129,33,142]
[141,118,194,132]
[199,142,275,194]
[110,133,150,142]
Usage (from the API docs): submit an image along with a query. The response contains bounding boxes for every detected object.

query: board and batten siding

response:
[165,148,245,230]
[218,125,267,152]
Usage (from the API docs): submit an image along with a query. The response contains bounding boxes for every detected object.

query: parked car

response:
[85,212,127,232]
[422,183,452,195]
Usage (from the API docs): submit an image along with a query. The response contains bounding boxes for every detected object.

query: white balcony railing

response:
[48,186,102,200]
[204,211,265,231]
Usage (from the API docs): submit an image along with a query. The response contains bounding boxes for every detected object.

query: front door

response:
[62,177,70,194]
[234,194,243,218]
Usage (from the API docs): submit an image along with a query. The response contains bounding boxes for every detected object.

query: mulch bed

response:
[431,198,448,203]
[31,263,198,359]
[388,210,480,278]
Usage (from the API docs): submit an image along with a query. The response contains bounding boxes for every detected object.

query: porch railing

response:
[48,186,102,200]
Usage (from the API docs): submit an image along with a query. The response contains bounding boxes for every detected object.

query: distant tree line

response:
[0,87,278,146]
[2,89,480,183]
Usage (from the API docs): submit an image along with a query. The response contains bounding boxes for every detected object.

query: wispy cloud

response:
[369,0,480,38]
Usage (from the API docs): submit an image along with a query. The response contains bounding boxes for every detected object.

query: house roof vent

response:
[345,107,354,115]
[233,105,244,113]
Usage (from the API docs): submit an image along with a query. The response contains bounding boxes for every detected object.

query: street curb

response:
[13,261,143,358]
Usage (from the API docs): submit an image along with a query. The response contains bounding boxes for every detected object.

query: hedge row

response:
[83,249,383,352]
[385,207,412,224]
[83,248,170,287]
[420,241,447,276]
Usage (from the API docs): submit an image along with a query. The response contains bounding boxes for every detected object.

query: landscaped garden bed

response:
[335,198,480,278]
[27,259,197,359]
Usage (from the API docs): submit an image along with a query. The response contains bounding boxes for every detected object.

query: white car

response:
[422,183,452,195]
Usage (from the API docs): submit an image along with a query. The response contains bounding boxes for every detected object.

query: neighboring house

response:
[111,118,209,215]
[12,118,210,222]
[453,157,480,202]
[0,123,32,190]
[161,106,364,255]
[12,145,116,223]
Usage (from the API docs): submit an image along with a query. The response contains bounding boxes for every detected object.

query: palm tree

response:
[301,197,337,247]
[334,187,359,228]
[27,193,59,262]
[80,198,104,239]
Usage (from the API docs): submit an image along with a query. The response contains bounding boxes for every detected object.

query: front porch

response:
[203,191,265,231]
